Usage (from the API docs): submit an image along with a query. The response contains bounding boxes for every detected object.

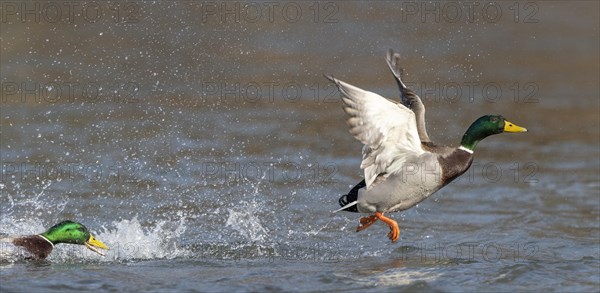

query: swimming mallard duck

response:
[326,50,527,243]
[0,220,109,260]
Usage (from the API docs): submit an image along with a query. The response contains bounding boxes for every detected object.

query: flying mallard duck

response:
[0,220,109,260]
[326,49,527,243]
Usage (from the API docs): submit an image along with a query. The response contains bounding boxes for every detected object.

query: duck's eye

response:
[491,117,498,123]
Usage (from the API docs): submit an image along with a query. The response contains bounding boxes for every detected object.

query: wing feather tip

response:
[323,74,335,82]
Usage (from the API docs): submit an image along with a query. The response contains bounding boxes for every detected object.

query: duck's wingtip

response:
[386,48,395,60]
[323,74,335,82]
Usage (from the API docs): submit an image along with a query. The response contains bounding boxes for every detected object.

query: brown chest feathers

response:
[12,235,54,260]
[438,149,474,186]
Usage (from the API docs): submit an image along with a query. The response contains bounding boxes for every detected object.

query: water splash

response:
[225,201,269,242]
[0,216,190,263]
[1,183,57,263]
[1,181,69,219]
[95,216,190,261]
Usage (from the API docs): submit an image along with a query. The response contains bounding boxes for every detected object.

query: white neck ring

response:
[458,145,474,154]
[37,235,55,247]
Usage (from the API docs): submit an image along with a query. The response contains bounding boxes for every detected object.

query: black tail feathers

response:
[338,179,366,213]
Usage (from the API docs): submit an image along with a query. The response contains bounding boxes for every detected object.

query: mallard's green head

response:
[40,220,109,256]
[460,115,527,151]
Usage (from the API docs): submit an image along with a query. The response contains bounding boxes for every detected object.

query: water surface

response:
[1,1,599,292]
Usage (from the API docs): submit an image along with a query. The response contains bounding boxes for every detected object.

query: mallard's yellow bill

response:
[85,234,109,256]
[504,120,527,133]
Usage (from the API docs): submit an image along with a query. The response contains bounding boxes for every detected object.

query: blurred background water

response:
[1,1,598,292]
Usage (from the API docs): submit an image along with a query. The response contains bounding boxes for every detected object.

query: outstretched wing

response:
[325,75,425,188]
[385,49,431,142]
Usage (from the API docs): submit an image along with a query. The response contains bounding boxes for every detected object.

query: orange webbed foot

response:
[375,212,400,242]
[356,214,378,232]
[386,224,400,242]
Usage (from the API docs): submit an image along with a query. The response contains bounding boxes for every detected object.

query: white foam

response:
[225,201,269,242]
[94,216,190,261]
[0,216,191,263]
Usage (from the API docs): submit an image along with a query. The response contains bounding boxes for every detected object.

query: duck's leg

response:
[374,212,400,242]
[356,214,379,232]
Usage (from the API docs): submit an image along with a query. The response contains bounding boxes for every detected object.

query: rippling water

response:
[1,1,599,292]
